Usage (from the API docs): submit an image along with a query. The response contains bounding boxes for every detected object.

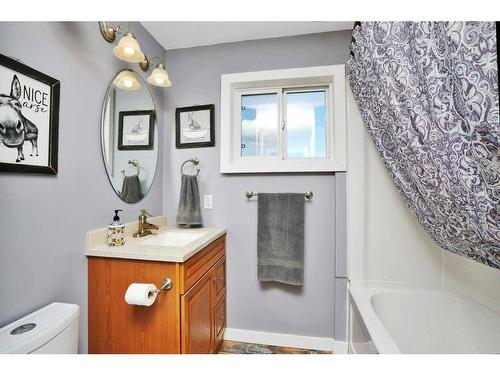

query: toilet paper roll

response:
[124,283,158,306]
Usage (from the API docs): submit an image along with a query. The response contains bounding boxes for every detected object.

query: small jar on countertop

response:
[108,209,125,247]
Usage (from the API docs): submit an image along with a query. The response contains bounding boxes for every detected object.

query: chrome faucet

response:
[133,209,159,238]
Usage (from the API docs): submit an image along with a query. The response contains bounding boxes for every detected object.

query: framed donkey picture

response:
[0,54,60,175]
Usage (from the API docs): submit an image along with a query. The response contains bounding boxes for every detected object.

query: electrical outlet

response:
[204,194,213,209]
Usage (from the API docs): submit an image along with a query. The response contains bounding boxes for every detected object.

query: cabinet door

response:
[88,257,180,354]
[181,270,214,354]
[210,257,226,353]
[213,257,226,300]
[213,294,226,352]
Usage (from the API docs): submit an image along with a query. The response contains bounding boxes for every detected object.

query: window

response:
[285,90,327,159]
[240,92,278,157]
[220,65,346,173]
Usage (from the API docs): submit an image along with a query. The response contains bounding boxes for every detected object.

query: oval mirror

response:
[101,69,158,203]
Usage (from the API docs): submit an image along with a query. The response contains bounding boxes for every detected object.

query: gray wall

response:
[162,31,351,339]
[0,22,165,352]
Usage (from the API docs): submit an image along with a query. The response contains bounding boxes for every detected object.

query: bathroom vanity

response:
[85,216,227,354]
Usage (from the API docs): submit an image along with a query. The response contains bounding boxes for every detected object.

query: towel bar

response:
[181,158,200,176]
[245,190,313,201]
[121,159,140,175]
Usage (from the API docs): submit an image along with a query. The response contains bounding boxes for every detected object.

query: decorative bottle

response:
[108,209,125,247]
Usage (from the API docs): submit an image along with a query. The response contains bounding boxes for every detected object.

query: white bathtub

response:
[348,283,500,354]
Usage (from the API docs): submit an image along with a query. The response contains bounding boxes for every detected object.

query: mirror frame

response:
[100,69,159,203]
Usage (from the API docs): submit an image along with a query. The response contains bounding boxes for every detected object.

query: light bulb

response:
[123,46,135,56]
[123,79,133,88]
[154,76,165,85]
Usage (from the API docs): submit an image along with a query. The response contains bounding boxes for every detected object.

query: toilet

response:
[0,303,79,354]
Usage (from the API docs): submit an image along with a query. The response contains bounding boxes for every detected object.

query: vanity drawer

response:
[214,293,226,340]
[180,235,225,294]
[213,257,226,300]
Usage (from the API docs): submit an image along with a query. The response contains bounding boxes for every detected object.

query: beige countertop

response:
[85,216,226,263]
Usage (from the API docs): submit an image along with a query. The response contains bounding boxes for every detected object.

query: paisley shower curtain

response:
[348,22,500,269]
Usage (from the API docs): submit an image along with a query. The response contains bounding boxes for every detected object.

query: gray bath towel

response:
[257,193,305,286]
[176,174,203,227]
[121,175,144,203]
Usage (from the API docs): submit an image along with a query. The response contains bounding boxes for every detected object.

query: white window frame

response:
[220,65,346,173]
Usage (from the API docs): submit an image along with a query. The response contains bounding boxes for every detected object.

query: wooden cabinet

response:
[88,235,226,354]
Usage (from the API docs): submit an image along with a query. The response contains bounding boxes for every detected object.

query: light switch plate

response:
[204,194,213,209]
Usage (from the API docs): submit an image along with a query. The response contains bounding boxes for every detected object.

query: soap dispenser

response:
[108,209,125,247]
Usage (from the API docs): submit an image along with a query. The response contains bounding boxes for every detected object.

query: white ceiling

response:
[141,22,353,51]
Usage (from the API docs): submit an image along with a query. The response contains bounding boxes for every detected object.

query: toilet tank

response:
[0,302,79,354]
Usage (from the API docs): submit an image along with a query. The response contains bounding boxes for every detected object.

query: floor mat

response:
[217,340,331,354]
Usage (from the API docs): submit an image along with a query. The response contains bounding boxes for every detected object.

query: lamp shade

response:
[113,32,145,63]
[113,70,141,91]
[147,64,172,88]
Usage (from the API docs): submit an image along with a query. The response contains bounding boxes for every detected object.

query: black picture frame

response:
[0,54,60,175]
[117,110,155,151]
[175,104,215,149]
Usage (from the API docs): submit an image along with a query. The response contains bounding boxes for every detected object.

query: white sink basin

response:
[139,231,206,248]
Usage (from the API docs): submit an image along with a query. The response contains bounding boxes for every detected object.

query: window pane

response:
[286,91,327,158]
[241,93,278,157]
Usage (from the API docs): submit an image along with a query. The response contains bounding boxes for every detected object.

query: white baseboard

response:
[333,341,348,354]
[223,328,348,353]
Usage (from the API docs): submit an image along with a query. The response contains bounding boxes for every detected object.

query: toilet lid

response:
[0,302,79,353]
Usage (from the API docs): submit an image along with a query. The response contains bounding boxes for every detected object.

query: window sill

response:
[220,158,345,174]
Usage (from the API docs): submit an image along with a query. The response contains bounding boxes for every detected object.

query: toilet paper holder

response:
[150,278,173,297]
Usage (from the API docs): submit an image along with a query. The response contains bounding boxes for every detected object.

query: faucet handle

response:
[141,209,153,217]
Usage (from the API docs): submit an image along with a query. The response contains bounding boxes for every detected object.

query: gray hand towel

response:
[257,193,305,286]
[121,175,144,203]
[176,174,203,227]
